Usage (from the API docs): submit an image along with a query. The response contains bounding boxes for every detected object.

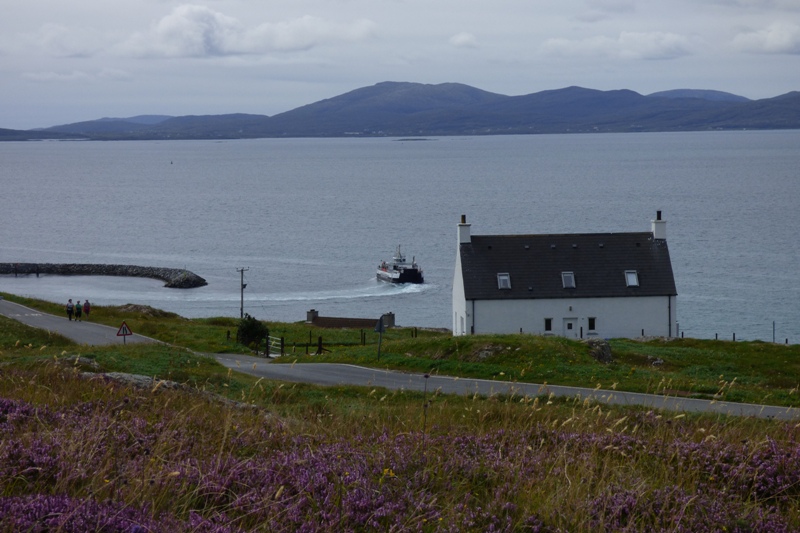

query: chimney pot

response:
[651,211,667,240]
[458,214,471,244]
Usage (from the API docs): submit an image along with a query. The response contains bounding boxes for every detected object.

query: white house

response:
[452,213,677,339]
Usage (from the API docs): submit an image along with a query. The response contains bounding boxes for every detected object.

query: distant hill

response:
[647,89,751,103]
[5,82,800,140]
[0,128,83,141]
[101,115,173,125]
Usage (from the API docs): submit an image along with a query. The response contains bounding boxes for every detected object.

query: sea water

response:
[1,131,798,342]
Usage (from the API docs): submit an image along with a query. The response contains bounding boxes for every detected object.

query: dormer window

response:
[625,270,639,287]
[561,271,575,289]
[497,273,511,290]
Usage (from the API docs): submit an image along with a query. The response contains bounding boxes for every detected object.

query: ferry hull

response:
[377,269,424,284]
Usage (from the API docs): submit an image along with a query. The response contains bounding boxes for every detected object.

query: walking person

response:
[66,299,74,321]
[75,301,82,321]
[83,300,91,320]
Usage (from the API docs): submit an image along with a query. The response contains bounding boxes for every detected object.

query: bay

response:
[1,131,798,343]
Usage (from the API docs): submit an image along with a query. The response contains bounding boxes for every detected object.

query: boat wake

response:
[256,279,428,303]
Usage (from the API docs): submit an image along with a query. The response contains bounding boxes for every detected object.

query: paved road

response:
[0,297,156,346]
[4,297,798,420]
[215,353,800,421]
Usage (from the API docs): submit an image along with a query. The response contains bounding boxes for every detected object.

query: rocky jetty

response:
[0,263,207,288]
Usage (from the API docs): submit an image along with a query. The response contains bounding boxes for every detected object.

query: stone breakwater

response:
[0,263,207,289]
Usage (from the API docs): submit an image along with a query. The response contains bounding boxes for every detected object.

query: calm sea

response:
[1,131,798,343]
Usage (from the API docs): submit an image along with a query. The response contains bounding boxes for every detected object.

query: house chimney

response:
[651,210,667,240]
[458,214,471,244]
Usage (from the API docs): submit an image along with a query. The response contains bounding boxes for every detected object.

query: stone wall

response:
[306,309,396,329]
[0,263,207,288]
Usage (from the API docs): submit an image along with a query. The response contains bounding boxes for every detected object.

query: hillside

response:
[6,82,800,140]
[3,298,800,531]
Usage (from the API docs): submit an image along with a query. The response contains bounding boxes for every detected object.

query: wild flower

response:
[2,367,800,531]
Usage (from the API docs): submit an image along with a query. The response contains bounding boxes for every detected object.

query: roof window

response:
[625,270,639,287]
[561,271,575,289]
[497,273,511,290]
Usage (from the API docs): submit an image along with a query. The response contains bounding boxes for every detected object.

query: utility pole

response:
[237,267,249,319]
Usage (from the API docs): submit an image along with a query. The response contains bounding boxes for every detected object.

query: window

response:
[544,318,552,332]
[497,273,511,290]
[625,270,639,287]
[588,317,596,331]
[562,271,575,289]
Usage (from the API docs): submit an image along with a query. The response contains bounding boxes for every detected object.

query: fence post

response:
[280,337,285,356]
[317,336,323,355]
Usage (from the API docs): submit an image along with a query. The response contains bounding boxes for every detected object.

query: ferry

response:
[377,246,424,284]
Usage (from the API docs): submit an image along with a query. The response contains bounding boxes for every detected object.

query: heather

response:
[2,357,800,532]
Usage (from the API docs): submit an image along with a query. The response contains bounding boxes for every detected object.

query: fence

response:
[266,335,284,357]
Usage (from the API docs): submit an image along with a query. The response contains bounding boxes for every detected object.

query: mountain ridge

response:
[3,83,798,140]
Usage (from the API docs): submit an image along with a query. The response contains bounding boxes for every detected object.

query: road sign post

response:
[117,321,133,344]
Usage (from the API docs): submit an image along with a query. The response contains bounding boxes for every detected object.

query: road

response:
[3,296,799,420]
[0,297,155,346]
[214,353,800,421]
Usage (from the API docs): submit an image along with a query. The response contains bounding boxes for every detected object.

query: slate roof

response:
[459,231,676,301]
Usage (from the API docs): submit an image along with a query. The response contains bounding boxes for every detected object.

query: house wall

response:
[460,295,676,339]
[452,251,468,335]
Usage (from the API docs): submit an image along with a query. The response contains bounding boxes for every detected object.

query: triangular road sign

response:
[117,321,133,337]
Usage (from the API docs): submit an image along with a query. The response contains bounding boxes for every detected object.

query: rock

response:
[0,263,207,288]
[584,338,613,364]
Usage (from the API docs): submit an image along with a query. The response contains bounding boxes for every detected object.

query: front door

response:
[563,318,578,338]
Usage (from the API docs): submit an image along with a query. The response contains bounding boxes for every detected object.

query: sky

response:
[1,0,799,130]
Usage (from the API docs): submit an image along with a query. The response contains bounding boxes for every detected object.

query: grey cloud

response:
[733,22,800,53]
[21,68,133,83]
[449,32,478,48]
[117,4,377,58]
[710,0,800,10]
[576,0,636,22]
[540,31,698,60]
[25,23,105,58]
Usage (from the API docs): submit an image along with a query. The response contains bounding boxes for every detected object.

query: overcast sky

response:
[2,0,798,129]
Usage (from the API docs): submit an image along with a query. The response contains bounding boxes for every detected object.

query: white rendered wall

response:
[452,251,469,335]
[468,296,676,339]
